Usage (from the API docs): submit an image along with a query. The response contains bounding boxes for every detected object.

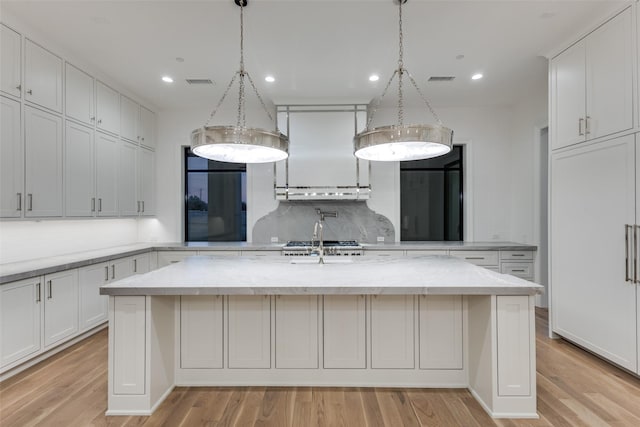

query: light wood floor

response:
[1,309,640,426]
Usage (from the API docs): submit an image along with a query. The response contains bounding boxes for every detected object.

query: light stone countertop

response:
[0,241,536,284]
[100,255,543,296]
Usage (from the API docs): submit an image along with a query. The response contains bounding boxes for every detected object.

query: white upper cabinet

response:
[118,141,138,216]
[139,106,156,149]
[1,24,22,98]
[95,132,119,217]
[96,80,120,135]
[65,63,95,126]
[138,147,155,216]
[64,121,95,217]
[120,95,139,143]
[24,39,63,113]
[0,96,23,218]
[24,106,63,217]
[551,7,633,150]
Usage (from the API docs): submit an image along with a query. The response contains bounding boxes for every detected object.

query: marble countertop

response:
[100,255,543,296]
[1,241,536,284]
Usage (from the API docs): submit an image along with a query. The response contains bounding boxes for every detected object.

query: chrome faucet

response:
[310,209,337,263]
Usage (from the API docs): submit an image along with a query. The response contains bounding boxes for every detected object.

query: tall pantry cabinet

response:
[550,5,640,375]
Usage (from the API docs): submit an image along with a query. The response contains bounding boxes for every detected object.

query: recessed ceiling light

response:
[471,73,483,80]
[265,75,275,83]
[369,74,380,82]
[162,76,174,83]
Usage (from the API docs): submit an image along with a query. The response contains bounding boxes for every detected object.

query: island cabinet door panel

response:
[113,296,146,395]
[228,296,271,369]
[275,296,318,369]
[496,296,532,396]
[418,295,463,370]
[79,263,108,331]
[370,295,414,369]
[180,296,223,369]
[323,295,366,369]
[43,270,79,348]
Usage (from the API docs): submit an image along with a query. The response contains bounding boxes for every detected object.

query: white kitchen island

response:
[100,255,543,419]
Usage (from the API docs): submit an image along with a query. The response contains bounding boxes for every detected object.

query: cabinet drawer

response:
[500,262,534,280]
[501,251,534,261]
[450,250,499,266]
[407,250,447,256]
[364,250,404,257]
[240,250,279,256]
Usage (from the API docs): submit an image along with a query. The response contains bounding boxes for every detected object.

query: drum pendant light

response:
[354,0,453,162]
[191,0,289,163]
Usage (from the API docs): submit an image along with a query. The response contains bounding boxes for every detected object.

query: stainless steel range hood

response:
[274,104,371,201]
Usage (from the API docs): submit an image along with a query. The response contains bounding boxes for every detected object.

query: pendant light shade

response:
[190,0,289,164]
[354,0,453,162]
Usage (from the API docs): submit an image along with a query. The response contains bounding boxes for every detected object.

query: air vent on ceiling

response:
[428,76,455,82]
[186,79,214,85]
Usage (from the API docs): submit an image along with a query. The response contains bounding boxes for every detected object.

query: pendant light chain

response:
[397,0,404,127]
[237,1,246,128]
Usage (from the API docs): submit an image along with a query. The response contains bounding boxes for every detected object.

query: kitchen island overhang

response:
[101,255,543,419]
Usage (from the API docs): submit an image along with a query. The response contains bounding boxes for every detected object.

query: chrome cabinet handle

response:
[625,225,632,282]
[36,283,41,303]
[16,84,21,92]
[137,201,141,213]
[97,119,102,124]
[585,116,591,135]
[91,198,96,212]
[47,280,52,299]
[634,225,638,284]
[141,201,145,213]
[98,198,102,212]
[90,116,95,122]
[111,264,115,280]
[578,118,585,136]
[26,89,32,95]
[17,193,21,211]
[133,259,137,273]
[104,266,109,281]
[27,194,33,211]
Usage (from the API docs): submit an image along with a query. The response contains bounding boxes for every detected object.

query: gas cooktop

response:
[284,240,360,248]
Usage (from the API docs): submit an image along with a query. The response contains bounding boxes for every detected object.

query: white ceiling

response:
[1,0,626,112]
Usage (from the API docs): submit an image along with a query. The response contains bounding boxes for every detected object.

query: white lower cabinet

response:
[275,295,318,369]
[0,278,41,367]
[496,296,531,396]
[79,263,109,331]
[180,296,223,369]
[131,253,150,275]
[43,270,79,348]
[370,295,414,369]
[228,295,270,369]
[419,295,463,370]
[323,295,366,369]
[113,296,146,394]
[157,251,198,268]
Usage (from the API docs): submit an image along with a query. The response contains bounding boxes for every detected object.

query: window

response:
[184,148,247,241]
[400,145,463,241]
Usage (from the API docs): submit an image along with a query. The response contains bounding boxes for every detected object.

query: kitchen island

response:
[100,255,543,418]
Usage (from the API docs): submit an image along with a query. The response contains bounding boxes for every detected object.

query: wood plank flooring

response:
[1,308,640,426]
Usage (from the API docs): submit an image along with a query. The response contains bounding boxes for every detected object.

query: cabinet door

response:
[419,295,463,369]
[551,135,636,371]
[118,140,138,216]
[181,295,223,369]
[113,296,146,395]
[44,270,79,348]
[65,63,95,125]
[323,295,366,369]
[497,296,532,396]
[0,96,23,218]
[585,8,633,141]
[0,278,42,367]
[275,295,318,369]
[25,106,63,217]
[95,132,119,216]
[551,40,586,150]
[64,121,94,217]
[156,251,198,268]
[228,295,271,368]
[138,147,155,216]
[1,24,21,98]
[131,253,150,274]
[139,106,155,149]
[111,257,133,281]
[120,95,139,143]
[96,81,119,135]
[24,39,62,113]
[371,295,414,369]
[79,263,108,331]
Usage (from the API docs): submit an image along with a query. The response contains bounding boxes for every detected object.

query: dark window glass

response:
[400,145,463,241]
[184,148,246,241]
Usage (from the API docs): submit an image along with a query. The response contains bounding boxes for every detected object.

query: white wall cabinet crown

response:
[24,39,63,113]
[0,96,23,217]
[65,63,95,126]
[551,7,633,150]
[1,24,22,98]
[24,106,63,217]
